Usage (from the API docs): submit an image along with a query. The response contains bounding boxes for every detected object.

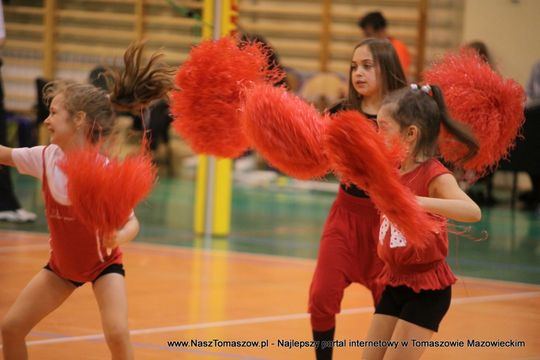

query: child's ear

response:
[74,111,87,130]
[406,125,418,142]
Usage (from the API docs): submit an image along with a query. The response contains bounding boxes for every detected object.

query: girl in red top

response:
[0,43,174,360]
[362,84,481,360]
[309,38,406,360]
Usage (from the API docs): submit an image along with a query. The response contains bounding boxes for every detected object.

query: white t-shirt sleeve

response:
[12,145,71,205]
[45,146,70,205]
[12,146,46,180]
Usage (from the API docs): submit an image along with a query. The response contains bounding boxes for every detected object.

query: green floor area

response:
[2,172,540,285]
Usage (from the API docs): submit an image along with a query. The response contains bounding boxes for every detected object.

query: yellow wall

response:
[462,0,540,86]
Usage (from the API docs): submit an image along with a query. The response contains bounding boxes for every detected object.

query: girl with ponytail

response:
[0,41,174,360]
[362,84,481,360]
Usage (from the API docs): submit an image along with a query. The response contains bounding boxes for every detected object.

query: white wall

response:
[462,0,540,86]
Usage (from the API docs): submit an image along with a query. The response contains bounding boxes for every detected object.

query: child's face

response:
[377,105,418,156]
[44,94,79,149]
[350,45,380,98]
[377,105,403,145]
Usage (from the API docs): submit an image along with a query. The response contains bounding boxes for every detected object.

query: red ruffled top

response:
[377,159,457,292]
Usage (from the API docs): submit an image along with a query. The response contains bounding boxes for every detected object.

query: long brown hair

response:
[44,41,176,143]
[343,38,406,111]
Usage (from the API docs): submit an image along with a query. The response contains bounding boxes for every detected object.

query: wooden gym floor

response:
[0,173,539,359]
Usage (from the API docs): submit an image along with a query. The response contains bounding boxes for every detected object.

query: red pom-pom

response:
[423,50,525,176]
[325,111,441,249]
[242,84,329,179]
[171,37,284,158]
[60,146,156,238]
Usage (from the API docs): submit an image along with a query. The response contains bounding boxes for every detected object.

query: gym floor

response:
[1,172,539,359]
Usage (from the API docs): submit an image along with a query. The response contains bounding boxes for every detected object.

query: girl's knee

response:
[103,324,130,345]
[308,287,341,331]
[103,327,133,360]
[309,284,342,314]
[1,315,29,340]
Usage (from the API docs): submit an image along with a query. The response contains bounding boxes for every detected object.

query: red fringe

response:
[170,37,285,158]
[423,50,525,177]
[242,84,329,179]
[60,146,156,238]
[325,111,441,249]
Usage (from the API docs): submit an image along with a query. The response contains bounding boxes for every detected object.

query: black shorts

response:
[375,285,451,332]
[44,263,125,287]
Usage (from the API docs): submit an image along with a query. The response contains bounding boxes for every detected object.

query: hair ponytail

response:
[105,41,176,113]
[43,42,176,144]
[430,85,479,163]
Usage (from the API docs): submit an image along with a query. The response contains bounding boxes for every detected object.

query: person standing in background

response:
[461,40,498,207]
[520,60,540,211]
[526,60,540,108]
[0,0,37,222]
[464,41,494,68]
[358,11,411,78]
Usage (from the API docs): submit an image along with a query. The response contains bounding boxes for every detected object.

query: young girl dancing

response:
[362,84,481,360]
[309,38,406,360]
[0,42,174,359]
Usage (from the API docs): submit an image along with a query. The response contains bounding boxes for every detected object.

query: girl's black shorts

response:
[375,284,451,332]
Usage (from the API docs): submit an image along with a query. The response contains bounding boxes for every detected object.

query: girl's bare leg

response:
[1,269,76,360]
[362,314,399,360]
[383,319,434,360]
[93,273,133,360]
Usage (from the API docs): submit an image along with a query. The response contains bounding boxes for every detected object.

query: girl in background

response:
[0,0,36,223]
[309,38,406,360]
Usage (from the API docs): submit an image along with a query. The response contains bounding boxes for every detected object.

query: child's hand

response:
[101,215,140,255]
[103,231,120,255]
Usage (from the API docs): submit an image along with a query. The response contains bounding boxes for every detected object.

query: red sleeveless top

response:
[42,147,122,282]
[377,159,457,292]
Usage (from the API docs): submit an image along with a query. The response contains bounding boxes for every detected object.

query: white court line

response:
[20,290,540,347]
